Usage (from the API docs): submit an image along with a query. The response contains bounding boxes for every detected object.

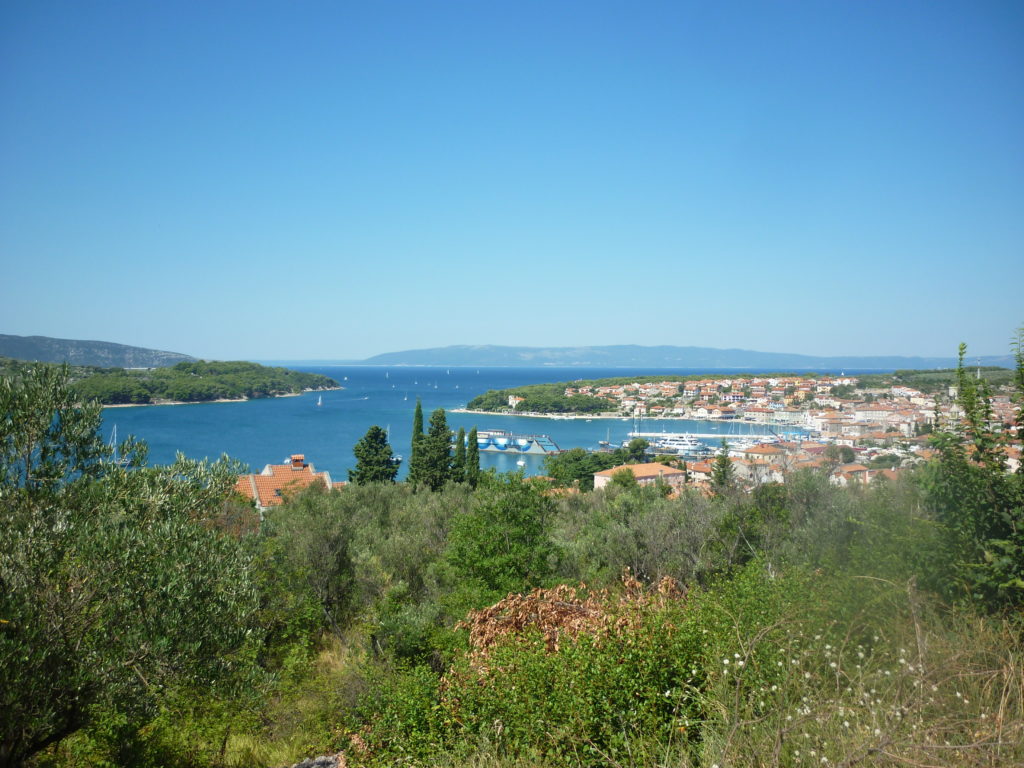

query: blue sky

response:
[1,1,1021,361]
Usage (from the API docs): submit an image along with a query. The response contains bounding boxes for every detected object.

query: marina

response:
[475,429,561,454]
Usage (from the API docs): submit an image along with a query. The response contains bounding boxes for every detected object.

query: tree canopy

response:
[350,425,398,485]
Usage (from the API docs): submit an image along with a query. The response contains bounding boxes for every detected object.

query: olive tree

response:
[0,365,261,766]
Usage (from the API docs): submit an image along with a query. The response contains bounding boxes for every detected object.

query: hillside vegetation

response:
[2,330,1022,767]
[0,357,339,405]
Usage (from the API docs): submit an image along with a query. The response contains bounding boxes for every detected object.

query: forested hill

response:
[363,343,1014,369]
[0,357,340,405]
[0,334,195,367]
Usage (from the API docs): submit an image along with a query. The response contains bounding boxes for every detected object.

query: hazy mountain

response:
[362,344,1014,370]
[0,334,196,368]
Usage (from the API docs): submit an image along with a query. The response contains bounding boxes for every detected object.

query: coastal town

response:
[526,373,1022,491]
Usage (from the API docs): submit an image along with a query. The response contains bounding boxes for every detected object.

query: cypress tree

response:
[421,408,453,491]
[407,399,426,485]
[466,426,480,488]
[452,426,467,483]
[412,398,424,440]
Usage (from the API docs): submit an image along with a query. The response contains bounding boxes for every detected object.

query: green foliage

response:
[624,437,649,463]
[262,485,356,634]
[349,425,398,485]
[921,336,1024,609]
[609,467,638,490]
[466,386,613,415]
[406,399,426,486]
[465,427,480,488]
[451,426,466,484]
[0,365,267,766]
[411,408,453,492]
[711,445,735,492]
[543,447,633,491]
[445,474,556,601]
[60,360,338,405]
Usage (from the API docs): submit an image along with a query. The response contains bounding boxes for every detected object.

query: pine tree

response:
[466,426,481,488]
[452,426,467,483]
[407,399,426,485]
[349,425,397,484]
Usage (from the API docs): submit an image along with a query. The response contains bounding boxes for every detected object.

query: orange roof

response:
[594,462,686,479]
[235,459,332,509]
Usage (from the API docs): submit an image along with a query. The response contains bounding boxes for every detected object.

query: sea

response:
[100,366,824,481]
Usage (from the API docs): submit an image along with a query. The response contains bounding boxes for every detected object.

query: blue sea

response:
[100,366,817,480]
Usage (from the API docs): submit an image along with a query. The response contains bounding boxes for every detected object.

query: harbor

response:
[475,429,561,454]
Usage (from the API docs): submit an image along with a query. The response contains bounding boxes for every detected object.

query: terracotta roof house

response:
[593,462,687,490]
[234,454,335,512]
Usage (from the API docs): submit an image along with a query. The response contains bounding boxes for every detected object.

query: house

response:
[593,462,687,490]
[234,454,336,512]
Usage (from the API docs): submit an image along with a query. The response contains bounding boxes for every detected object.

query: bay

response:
[100,366,814,480]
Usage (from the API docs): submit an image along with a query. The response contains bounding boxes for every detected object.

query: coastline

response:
[452,408,694,421]
[101,386,342,409]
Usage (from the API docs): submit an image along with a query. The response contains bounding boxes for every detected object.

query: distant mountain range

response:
[362,344,1014,370]
[0,334,196,368]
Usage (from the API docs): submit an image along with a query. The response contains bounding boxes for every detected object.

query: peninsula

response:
[0,357,340,406]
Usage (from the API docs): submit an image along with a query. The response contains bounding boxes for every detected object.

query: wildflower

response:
[843,721,849,728]
[874,728,881,736]
[723,658,730,665]
[737,660,745,667]
[805,672,811,679]
[829,662,837,669]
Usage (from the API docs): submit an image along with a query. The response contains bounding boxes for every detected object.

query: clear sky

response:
[1,1,1021,361]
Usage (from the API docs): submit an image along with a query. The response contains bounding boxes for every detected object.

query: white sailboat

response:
[316,395,323,407]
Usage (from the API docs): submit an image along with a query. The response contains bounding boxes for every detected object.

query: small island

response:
[0,357,340,405]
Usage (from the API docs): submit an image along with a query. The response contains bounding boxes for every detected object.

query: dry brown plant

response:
[456,568,687,668]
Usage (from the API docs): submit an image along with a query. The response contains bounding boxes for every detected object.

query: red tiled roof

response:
[235,460,332,509]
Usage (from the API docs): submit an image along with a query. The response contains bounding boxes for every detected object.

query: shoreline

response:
[452,408,769,423]
[102,386,342,409]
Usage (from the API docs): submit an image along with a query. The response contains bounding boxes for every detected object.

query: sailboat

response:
[108,425,129,466]
[316,395,323,407]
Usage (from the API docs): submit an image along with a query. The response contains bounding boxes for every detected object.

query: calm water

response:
[101,366,813,480]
